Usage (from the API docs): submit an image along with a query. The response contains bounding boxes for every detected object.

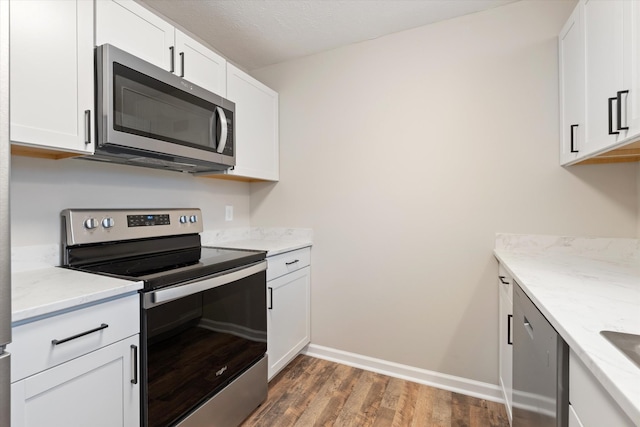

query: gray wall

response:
[249,0,639,385]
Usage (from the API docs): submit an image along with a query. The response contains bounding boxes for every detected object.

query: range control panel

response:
[62,208,202,246]
[127,214,171,227]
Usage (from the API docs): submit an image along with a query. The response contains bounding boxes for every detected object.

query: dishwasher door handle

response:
[523,316,534,339]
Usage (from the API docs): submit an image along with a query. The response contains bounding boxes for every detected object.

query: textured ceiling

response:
[140,0,518,71]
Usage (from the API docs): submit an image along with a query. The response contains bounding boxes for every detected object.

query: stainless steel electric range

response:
[61,208,267,427]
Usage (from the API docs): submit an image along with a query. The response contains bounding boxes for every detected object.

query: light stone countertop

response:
[12,267,142,324]
[494,235,640,423]
[206,239,312,257]
[9,227,312,324]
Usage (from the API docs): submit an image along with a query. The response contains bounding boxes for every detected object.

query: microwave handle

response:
[215,106,228,154]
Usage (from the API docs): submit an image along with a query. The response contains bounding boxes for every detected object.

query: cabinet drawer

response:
[267,247,311,281]
[9,294,140,382]
[569,350,634,427]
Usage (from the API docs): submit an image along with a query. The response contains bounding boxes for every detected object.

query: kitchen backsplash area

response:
[9,155,251,268]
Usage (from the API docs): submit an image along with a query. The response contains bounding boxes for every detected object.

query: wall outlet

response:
[225,205,233,221]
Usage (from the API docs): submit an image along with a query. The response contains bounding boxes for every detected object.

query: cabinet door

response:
[622,1,640,140]
[583,0,627,153]
[226,64,279,181]
[498,285,513,424]
[267,266,310,380]
[10,0,93,154]
[95,0,174,70]
[559,3,585,165]
[11,335,140,427]
[175,30,226,96]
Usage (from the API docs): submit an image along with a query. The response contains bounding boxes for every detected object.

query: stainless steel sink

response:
[601,331,640,369]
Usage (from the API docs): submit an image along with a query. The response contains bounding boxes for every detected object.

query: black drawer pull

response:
[51,323,109,346]
[499,276,509,285]
[507,314,513,345]
[268,287,273,310]
[285,260,299,266]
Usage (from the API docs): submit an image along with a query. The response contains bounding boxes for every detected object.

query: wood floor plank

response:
[333,370,385,427]
[429,387,453,426]
[451,393,471,427]
[292,363,358,427]
[410,384,435,427]
[240,355,509,427]
[391,380,419,427]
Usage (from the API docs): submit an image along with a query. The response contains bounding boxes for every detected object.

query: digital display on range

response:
[127,214,170,227]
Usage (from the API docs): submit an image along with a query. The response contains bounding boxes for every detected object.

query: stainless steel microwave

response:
[86,44,235,173]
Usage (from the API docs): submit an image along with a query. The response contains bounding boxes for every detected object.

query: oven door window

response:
[113,63,230,152]
[144,271,266,427]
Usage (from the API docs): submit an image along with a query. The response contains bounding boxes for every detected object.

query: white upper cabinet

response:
[225,64,279,181]
[583,0,627,152]
[96,0,226,96]
[559,3,585,165]
[560,0,640,165]
[10,0,94,155]
[95,0,174,70]
[175,30,226,96]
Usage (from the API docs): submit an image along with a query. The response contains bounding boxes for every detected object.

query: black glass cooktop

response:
[64,236,265,291]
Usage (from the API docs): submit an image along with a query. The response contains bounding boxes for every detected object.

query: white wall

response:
[10,156,250,247]
[250,0,639,385]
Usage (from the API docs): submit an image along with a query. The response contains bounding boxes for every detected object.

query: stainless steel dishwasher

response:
[512,281,568,427]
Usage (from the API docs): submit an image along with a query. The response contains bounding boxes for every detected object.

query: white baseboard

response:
[303,344,504,404]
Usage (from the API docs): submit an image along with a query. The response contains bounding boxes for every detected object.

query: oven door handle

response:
[145,260,267,307]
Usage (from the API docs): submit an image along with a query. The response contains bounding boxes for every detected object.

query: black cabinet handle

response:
[609,97,620,135]
[499,276,509,285]
[268,287,273,310]
[51,323,108,346]
[617,90,629,131]
[285,259,299,266]
[507,314,513,345]
[84,110,91,145]
[169,46,175,73]
[131,345,138,384]
[179,52,185,77]
[570,124,579,153]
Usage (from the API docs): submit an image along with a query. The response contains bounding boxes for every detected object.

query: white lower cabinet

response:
[569,404,585,427]
[569,349,634,427]
[497,264,513,425]
[8,294,141,427]
[266,248,311,380]
[11,335,140,427]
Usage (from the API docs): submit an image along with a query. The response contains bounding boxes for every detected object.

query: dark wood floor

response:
[240,355,509,427]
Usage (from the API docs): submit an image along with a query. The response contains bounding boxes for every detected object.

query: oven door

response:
[96,44,235,165]
[141,261,267,427]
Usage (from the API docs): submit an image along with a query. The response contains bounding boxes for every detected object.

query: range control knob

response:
[179,215,188,224]
[84,218,98,230]
[102,217,115,229]
[189,215,198,223]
